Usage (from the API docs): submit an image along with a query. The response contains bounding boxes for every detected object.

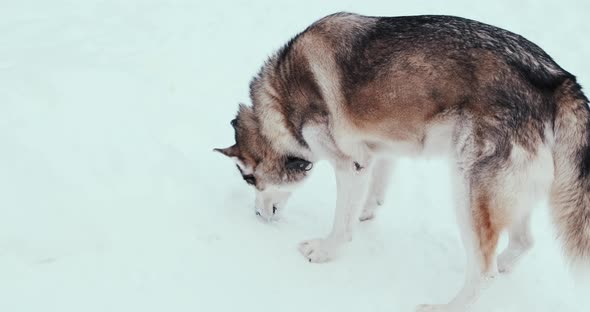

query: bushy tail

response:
[551,78,590,264]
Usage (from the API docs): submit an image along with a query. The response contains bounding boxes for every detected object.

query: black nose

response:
[255,211,261,216]
[272,205,277,214]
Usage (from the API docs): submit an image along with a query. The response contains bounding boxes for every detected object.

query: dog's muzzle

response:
[255,204,278,222]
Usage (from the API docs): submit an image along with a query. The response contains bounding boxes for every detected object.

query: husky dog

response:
[214,12,590,311]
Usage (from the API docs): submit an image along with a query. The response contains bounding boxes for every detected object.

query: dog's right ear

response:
[213,144,240,158]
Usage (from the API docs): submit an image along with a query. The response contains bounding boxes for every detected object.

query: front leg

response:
[299,159,372,262]
[360,158,394,221]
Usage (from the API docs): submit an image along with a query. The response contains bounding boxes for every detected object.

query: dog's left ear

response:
[213,144,240,158]
[286,157,313,171]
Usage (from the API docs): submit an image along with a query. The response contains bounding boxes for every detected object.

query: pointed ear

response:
[213,144,240,158]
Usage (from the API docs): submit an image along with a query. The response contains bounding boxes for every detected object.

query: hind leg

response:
[498,213,534,273]
[496,145,552,273]
[360,158,394,221]
[417,160,506,311]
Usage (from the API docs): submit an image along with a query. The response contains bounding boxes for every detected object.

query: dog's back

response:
[289,14,567,143]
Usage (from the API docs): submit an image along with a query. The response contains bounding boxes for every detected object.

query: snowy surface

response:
[2,1,590,311]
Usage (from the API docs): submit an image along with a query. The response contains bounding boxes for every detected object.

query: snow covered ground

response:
[2,1,590,311]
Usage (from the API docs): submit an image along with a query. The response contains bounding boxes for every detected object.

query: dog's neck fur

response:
[252,76,314,161]
[256,101,311,159]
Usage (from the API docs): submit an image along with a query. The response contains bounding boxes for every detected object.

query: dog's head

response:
[214,104,312,221]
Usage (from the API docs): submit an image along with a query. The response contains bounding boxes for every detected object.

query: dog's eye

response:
[243,175,256,185]
[285,156,313,171]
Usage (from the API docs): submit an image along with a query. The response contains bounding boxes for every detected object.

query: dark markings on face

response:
[236,164,257,186]
[243,175,256,186]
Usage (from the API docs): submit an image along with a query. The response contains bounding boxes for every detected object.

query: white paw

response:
[415,304,450,312]
[298,238,338,263]
[497,240,533,274]
[359,208,375,221]
[497,253,516,274]
[359,199,382,221]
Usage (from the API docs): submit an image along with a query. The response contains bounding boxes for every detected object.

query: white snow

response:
[1,1,590,311]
